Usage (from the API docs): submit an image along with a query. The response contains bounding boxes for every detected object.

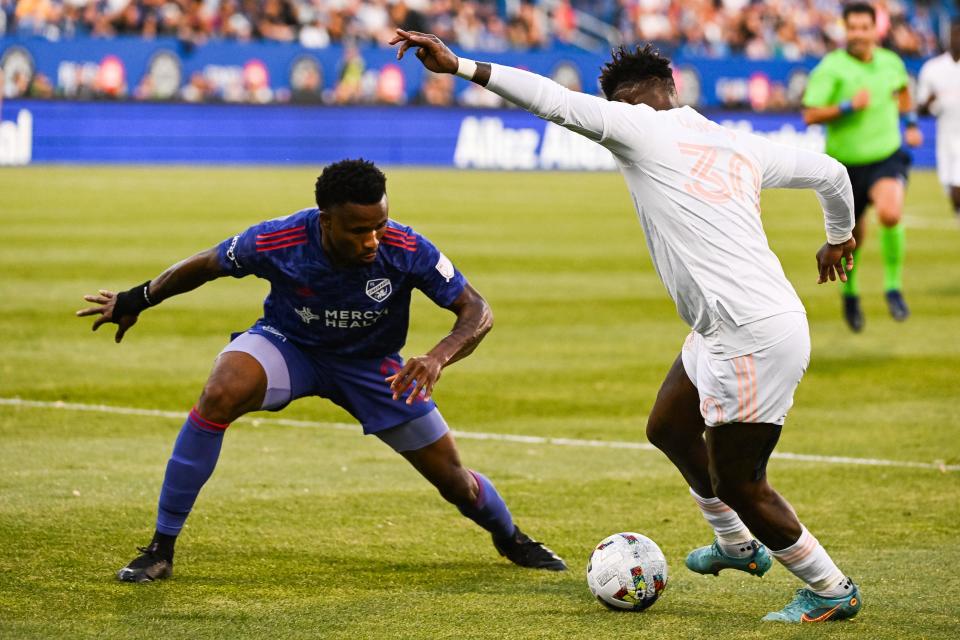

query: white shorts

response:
[936,136,960,189]
[681,314,810,427]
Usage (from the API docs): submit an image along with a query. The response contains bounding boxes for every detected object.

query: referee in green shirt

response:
[802,2,922,332]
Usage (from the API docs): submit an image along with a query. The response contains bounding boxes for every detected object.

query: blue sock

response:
[457,470,514,539]
[156,408,227,536]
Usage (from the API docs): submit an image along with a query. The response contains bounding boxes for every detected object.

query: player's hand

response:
[75,289,139,343]
[816,238,856,284]
[389,29,458,74]
[904,126,923,147]
[385,354,443,404]
[852,88,870,111]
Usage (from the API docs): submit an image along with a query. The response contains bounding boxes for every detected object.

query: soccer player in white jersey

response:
[918,19,960,219]
[392,30,863,623]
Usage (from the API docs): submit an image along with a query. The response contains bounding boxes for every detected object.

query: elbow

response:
[478,299,494,339]
[801,110,817,126]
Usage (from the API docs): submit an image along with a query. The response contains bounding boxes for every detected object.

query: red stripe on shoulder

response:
[383,230,416,245]
[256,238,308,252]
[382,239,417,252]
[258,225,306,239]
[256,232,307,247]
[256,230,306,243]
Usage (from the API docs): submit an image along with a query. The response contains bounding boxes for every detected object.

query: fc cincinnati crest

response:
[365,278,392,302]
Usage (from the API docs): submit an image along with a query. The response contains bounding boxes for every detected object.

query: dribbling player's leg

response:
[647,356,755,558]
[117,352,267,582]
[950,185,960,218]
[706,424,851,598]
[400,431,512,539]
[398,426,566,570]
[646,355,712,496]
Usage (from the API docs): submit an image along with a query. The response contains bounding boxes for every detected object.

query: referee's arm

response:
[802,88,870,125]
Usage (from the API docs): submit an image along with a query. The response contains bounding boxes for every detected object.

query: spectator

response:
[6,0,948,59]
[332,42,364,104]
[416,69,452,105]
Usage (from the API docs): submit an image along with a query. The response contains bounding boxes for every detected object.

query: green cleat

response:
[685,539,772,577]
[762,583,862,623]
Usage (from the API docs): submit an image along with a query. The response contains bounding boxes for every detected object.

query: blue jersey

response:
[216,208,467,358]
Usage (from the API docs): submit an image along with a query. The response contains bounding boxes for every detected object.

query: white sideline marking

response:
[1,397,955,472]
[903,216,960,231]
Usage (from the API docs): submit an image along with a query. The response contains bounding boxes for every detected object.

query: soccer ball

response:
[586,532,668,611]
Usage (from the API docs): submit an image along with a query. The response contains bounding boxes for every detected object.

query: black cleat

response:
[493,526,567,571]
[842,295,865,332]
[116,543,173,583]
[885,290,910,322]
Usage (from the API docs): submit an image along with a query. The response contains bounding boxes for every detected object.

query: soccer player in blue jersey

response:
[76,159,566,582]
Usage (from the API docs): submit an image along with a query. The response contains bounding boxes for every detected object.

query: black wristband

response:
[113,280,154,317]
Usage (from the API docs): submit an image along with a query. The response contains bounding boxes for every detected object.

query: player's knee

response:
[876,206,901,227]
[437,468,479,506]
[197,379,254,424]
[645,414,671,451]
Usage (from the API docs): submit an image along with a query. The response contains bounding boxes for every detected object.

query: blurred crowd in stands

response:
[1,0,957,106]
[2,0,955,58]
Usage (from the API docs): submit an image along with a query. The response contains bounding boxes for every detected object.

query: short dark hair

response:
[599,44,674,101]
[842,2,876,22]
[314,158,386,210]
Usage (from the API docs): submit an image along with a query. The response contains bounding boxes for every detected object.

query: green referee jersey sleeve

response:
[802,48,908,165]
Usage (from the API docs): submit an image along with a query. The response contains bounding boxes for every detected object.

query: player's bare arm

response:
[802,88,870,125]
[387,283,493,403]
[390,30,492,86]
[75,248,226,343]
[898,86,924,147]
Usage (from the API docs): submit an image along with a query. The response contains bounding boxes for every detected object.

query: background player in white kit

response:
[393,30,863,623]
[918,19,960,220]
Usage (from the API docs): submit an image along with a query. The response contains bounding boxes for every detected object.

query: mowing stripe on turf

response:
[1,397,955,472]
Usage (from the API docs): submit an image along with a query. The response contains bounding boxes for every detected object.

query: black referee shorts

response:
[844,147,912,219]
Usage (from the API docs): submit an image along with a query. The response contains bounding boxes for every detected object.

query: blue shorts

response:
[844,147,911,218]
[220,325,449,451]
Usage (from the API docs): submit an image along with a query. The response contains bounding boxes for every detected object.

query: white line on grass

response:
[1,397,955,472]
[903,216,960,231]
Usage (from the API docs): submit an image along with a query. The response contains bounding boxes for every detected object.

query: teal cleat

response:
[685,539,772,577]
[762,583,862,623]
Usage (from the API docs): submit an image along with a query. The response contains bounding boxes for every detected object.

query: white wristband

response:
[455,57,478,81]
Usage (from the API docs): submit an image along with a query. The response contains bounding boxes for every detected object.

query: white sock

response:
[689,488,755,558]
[770,525,850,597]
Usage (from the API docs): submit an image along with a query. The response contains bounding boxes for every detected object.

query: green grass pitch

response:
[1,166,958,639]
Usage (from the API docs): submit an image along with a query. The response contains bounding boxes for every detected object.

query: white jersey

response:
[485,64,854,341]
[918,53,960,137]
[917,53,960,188]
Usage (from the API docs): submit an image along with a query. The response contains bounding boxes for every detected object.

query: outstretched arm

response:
[391,29,638,156]
[75,248,226,343]
[386,283,493,404]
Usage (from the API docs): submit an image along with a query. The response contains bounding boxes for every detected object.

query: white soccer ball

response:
[586,532,668,611]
